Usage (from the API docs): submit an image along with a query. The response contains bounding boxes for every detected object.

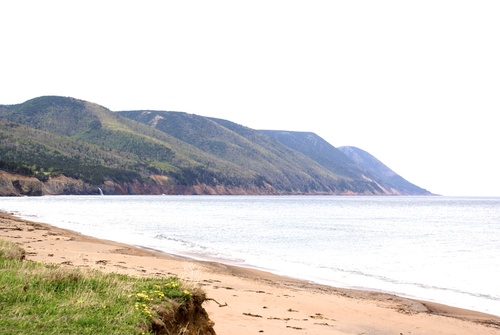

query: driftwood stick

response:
[206,298,229,307]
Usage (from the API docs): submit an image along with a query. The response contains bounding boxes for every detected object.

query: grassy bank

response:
[0,239,214,335]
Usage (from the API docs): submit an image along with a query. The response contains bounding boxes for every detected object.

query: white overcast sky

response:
[1,1,499,196]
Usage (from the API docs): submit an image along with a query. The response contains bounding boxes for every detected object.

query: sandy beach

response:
[1,211,499,335]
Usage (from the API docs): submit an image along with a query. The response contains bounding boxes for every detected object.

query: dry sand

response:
[1,211,499,335]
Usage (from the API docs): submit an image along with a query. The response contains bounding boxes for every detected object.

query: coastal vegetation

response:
[0,96,431,196]
[0,239,214,334]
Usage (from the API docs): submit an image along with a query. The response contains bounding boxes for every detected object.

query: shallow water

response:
[1,195,499,316]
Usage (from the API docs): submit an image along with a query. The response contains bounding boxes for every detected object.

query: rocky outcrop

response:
[0,171,97,196]
[0,170,281,196]
[2,170,397,197]
[0,171,44,196]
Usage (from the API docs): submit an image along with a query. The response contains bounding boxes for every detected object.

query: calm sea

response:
[1,195,499,316]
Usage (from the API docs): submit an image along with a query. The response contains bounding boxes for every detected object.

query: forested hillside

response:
[262,131,431,195]
[0,96,431,196]
[337,146,430,195]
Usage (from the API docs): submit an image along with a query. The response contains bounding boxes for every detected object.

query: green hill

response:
[260,131,431,195]
[0,96,431,196]
[337,146,431,195]
[119,110,347,193]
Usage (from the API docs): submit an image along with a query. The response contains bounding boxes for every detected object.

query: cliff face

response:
[0,171,281,196]
[4,170,405,197]
[0,171,92,196]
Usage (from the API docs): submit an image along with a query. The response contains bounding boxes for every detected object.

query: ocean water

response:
[1,195,499,316]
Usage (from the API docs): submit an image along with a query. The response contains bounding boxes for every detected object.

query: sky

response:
[1,1,499,196]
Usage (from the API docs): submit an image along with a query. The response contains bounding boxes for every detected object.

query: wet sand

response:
[1,211,499,335]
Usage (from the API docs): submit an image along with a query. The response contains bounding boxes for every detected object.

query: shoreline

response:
[139,244,496,317]
[1,211,499,334]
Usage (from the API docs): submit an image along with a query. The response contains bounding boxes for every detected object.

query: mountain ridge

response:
[337,146,430,195]
[0,96,432,196]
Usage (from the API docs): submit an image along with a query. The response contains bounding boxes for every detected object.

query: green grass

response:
[0,239,201,335]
